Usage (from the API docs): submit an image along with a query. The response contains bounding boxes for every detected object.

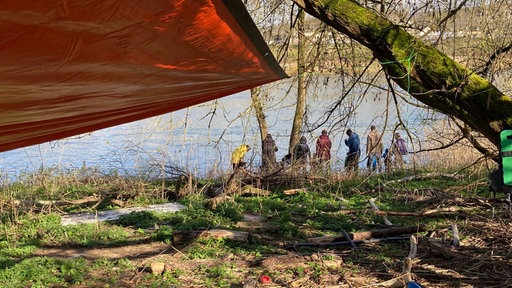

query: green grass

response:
[0,166,505,287]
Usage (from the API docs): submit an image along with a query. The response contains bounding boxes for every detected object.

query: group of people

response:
[344,126,408,173]
[280,130,333,171]
[231,130,333,173]
[231,126,408,174]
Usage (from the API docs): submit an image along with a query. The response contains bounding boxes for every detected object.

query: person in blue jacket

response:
[344,129,360,172]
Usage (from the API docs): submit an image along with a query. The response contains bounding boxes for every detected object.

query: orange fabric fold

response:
[0,0,286,152]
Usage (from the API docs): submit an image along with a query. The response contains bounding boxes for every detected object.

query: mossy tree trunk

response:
[293,0,512,147]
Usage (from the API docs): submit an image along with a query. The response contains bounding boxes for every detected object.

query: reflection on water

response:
[0,79,431,180]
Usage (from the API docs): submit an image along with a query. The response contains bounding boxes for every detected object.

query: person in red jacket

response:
[315,129,332,170]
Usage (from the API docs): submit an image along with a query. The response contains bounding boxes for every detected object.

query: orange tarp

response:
[0,0,286,152]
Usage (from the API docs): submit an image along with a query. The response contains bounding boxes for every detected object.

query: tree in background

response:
[239,0,512,172]
[291,0,511,155]
[288,8,308,153]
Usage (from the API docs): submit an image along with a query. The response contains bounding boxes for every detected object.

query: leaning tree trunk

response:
[293,0,512,147]
[251,86,269,142]
[289,8,308,153]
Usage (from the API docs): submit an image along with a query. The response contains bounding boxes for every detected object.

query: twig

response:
[451,223,460,247]
[408,234,418,259]
[385,172,463,185]
[169,244,190,260]
[375,235,418,287]
[369,198,393,226]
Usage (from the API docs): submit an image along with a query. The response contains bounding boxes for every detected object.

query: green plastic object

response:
[501,130,512,186]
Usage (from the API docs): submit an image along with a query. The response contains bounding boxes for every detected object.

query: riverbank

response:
[0,163,510,287]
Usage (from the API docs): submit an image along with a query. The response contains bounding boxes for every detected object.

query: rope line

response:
[380,51,416,93]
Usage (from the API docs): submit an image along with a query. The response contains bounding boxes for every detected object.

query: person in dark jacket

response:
[344,129,360,172]
[382,148,392,172]
[293,136,311,172]
[261,134,278,171]
[293,136,311,164]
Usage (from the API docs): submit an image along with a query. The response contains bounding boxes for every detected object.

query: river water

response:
[0,78,431,181]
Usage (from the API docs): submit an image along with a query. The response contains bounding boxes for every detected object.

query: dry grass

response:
[411,120,497,173]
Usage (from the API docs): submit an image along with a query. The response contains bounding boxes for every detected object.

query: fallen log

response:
[173,228,250,245]
[384,172,463,185]
[328,209,466,217]
[202,229,250,242]
[421,206,469,215]
[283,188,307,195]
[240,186,271,196]
[207,194,233,210]
[36,195,102,206]
[37,195,129,209]
[307,225,426,243]
[428,238,468,259]
[292,236,411,248]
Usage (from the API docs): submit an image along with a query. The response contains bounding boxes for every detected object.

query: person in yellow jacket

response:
[231,144,251,169]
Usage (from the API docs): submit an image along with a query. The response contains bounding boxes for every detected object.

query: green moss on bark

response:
[299,0,512,146]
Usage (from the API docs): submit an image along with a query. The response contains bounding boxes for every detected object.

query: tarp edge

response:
[221,0,288,79]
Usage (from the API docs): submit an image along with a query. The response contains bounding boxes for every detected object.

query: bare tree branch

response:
[478,42,512,77]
